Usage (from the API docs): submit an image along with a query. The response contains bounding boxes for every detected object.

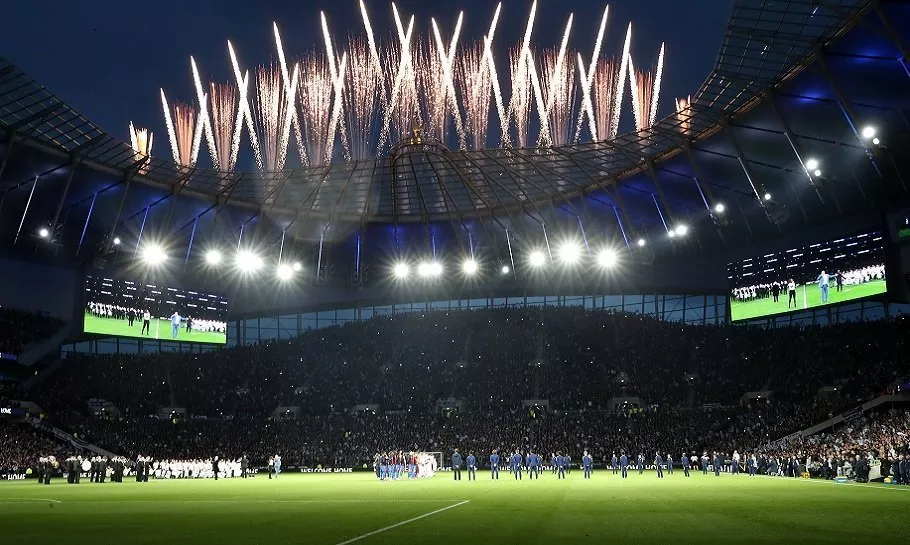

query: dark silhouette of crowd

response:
[0,306,63,355]
[0,418,67,472]
[3,307,910,475]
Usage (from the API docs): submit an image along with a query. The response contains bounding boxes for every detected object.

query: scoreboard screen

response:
[83,276,228,344]
[728,231,886,322]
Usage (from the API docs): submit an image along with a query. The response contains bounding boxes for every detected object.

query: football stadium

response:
[1,1,910,544]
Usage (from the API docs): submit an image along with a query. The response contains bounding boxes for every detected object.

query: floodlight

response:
[675,225,688,236]
[597,248,618,268]
[235,250,263,273]
[529,251,546,267]
[38,227,49,238]
[763,192,772,201]
[292,262,303,272]
[205,250,222,265]
[417,262,432,277]
[813,169,822,177]
[714,203,725,214]
[393,263,409,279]
[276,263,294,281]
[668,230,676,238]
[557,242,582,264]
[429,262,443,277]
[140,243,167,265]
[636,238,646,247]
[861,126,876,139]
[501,265,511,275]
[805,158,819,171]
[872,137,880,146]
[112,237,121,246]
[462,259,478,275]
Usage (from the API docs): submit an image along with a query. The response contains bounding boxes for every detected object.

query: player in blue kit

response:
[582,451,593,479]
[466,452,477,481]
[611,452,618,475]
[681,453,691,477]
[489,450,500,480]
[620,452,629,478]
[527,452,540,480]
[510,451,523,480]
[654,452,664,478]
[556,453,567,479]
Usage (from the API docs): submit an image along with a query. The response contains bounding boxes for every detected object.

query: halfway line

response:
[333,500,470,545]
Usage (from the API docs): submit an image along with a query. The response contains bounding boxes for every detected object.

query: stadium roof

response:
[0,0,908,275]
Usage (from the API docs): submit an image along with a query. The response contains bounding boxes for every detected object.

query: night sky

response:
[2,0,730,157]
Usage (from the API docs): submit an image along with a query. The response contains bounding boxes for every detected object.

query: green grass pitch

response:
[83,313,226,345]
[730,280,886,322]
[2,472,907,545]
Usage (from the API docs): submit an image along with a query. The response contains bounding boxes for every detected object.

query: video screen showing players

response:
[728,231,886,322]
[83,276,228,344]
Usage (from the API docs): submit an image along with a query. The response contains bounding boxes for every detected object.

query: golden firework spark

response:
[160,90,202,167]
[128,122,153,174]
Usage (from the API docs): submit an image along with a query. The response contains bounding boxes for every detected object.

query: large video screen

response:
[728,231,887,322]
[83,276,228,344]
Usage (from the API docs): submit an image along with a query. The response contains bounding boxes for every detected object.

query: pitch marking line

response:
[0,499,466,505]
[333,500,470,545]
[0,498,63,503]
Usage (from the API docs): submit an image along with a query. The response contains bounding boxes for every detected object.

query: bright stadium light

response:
[205,250,222,265]
[636,238,646,247]
[529,250,546,267]
[764,192,773,201]
[861,126,876,139]
[112,237,121,246]
[597,248,619,268]
[292,261,303,272]
[675,225,688,237]
[140,243,167,266]
[872,137,880,146]
[429,262,443,277]
[38,227,49,238]
[235,250,263,273]
[393,262,409,279]
[668,229,676,238]
[714,203,725,214]
[501,265,511,275]
[813,169,822,177]
[417,261,432,277]
[557,242,582,264]
[276,263,294,281]
[805,158,819,171]
[462,259,478,275]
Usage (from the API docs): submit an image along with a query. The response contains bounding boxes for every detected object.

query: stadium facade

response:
[1,0,909,354]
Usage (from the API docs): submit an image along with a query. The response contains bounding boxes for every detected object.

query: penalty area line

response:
[333,500,470,545]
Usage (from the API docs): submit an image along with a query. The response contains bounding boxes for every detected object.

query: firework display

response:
[156,1,666,173]
[128,122,153,175]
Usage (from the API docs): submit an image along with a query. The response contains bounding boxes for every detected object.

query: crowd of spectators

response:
[0,419,67,472]
[3,307,910,477]
[39,309,910,420]
[0,306,63,355]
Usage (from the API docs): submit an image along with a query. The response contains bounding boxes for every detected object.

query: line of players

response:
[373,451,437,480]
[446,450,759,480]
